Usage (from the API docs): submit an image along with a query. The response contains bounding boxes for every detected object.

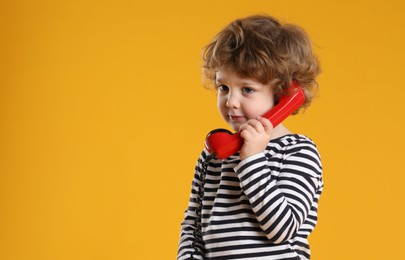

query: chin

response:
[229,123,241,132]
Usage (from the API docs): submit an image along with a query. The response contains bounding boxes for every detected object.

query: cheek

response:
[217,97,227,115]
[245,99,274,117]
[216,97,222,110]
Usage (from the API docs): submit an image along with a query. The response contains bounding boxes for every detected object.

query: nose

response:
[226,92,240,109]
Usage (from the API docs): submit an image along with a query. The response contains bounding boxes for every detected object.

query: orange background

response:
[1,0,405,259]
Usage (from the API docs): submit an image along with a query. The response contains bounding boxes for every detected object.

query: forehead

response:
[215,69,261,85]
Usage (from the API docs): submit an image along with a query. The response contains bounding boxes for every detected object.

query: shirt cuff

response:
[234,152,267,177]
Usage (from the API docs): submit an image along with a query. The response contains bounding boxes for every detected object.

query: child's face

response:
[215,69,275,131]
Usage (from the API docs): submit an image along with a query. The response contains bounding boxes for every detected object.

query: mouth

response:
[229,115,246,122]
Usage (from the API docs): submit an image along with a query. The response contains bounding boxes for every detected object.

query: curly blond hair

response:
[202,15,321,110]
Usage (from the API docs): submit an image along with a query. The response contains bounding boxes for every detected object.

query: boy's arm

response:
[234,141,323,243]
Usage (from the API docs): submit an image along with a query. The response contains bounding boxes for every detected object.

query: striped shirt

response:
[178,134,323,260]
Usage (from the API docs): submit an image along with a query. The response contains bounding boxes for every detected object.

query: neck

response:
[271,124,293,140]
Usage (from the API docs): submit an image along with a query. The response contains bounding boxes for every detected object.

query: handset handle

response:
[261,82,305,127]
[205,82,305,159]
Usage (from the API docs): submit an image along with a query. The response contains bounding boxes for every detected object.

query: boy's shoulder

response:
[270,134,317,147]
[267,134,320,156]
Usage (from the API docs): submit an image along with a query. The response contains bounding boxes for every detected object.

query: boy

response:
[178,15,323,260]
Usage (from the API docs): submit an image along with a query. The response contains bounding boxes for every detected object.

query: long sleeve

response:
[177,152,207,260]
[178,135,323,260]
[234,140,323,244]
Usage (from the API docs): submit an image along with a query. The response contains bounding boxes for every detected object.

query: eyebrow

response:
[215,78,224,85]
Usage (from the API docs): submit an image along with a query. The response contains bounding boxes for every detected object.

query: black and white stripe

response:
[178,134,323,260]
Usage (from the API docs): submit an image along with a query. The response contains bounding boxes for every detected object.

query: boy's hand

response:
[239,117,273,160]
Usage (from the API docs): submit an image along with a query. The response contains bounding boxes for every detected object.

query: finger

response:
[247,119,265,133]
[238,122,248,132]
[238,123,258,139]
[257,117,273,134]
[244,123,257,134]
[257,117,273,128]
[239,128,253,140]
[239,121,256,133]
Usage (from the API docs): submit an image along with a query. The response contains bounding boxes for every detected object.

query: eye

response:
[217,85,229,92]
[241,87,254,94]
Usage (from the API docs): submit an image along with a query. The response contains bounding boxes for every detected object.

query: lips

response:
[229,115,246,122]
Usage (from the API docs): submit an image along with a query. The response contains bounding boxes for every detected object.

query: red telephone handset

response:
[204,82,305,159]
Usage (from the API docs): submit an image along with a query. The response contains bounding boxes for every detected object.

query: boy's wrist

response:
[239,151,265,162]
[234,152,267,175]
[240,143,269,160]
